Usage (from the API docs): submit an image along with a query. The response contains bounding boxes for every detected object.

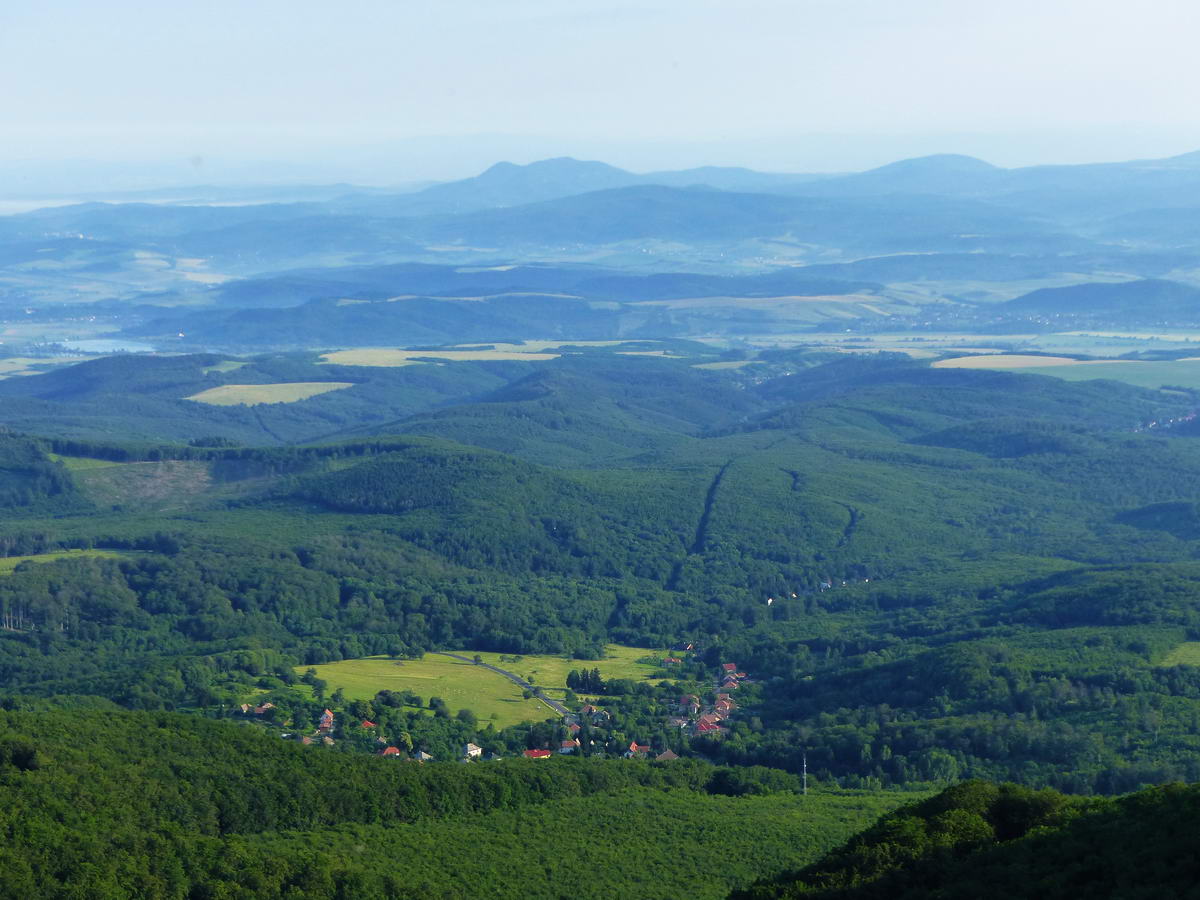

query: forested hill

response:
[0,705,899,898]
[5,353,1200,796]
[735,779,1200,899]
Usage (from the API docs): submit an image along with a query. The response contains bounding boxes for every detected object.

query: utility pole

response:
[802,751,808,795]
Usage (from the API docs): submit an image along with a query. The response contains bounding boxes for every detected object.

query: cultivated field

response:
[0,549,130,575]
[0,356,91,378]
[185,382,354,405]
[298,644,668,728]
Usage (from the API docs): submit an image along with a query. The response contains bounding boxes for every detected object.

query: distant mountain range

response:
[3,149,1200,345]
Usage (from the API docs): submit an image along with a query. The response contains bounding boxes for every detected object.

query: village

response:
[235,645,753,764]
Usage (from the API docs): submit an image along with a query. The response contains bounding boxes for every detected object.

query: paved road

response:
[432,651,569,718]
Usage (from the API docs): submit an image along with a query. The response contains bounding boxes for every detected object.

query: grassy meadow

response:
[298,645,669,727]
[0,549,131,575]
[934,355,1200,390]
[1158,642,1200,667]
[186,382,355,405]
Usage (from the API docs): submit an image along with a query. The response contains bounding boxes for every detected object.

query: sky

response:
[3,0,1199,189]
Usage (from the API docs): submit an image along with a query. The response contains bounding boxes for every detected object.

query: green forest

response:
[5,349,1200,894]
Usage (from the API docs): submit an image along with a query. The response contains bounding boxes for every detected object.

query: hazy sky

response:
[3,0,1199,185]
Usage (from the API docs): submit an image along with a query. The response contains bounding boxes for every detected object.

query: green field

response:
[185,382,355,405]
[298,645,668,728]
[1158,642,1200,667]
[0,549,130,574]
[47,453,127,471]
[935,355,1200,390]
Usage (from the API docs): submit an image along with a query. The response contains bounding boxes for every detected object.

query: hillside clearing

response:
[1159,642,1200,667]
[185,382,354,405]
[0,549,131,575]
[320,348,559,365]
[298,645,667,728]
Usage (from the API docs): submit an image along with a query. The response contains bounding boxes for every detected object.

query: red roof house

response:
[722,663,738,673]
[523,749,553,759]
[360,720,377,729]
[318,709,334,731]
[379,746,402,757]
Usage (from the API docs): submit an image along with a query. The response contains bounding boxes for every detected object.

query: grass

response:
[200,360,248,375]
[47,453,126,471]
[0,549,131,575]
[1159,642,1200,667]
[0,356,90,378]
[298,645,668,728]
[935,355,1200,390]
[320,348,559,366]
[185,382,355,406]
[692,360,761,370]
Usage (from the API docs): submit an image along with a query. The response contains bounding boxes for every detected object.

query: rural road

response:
[432,651,569,718]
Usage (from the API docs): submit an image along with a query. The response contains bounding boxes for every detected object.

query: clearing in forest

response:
[298,645,667,728]
[0,549,131,575]
[934,355,1200,390]
[1158,642,1200,667]
[320,348,559,365]
[185,382,354,405]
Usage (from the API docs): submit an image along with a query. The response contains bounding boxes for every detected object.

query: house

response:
[679,695,700,714]
[695,721,721,735]
[580,704,600,715]
[413,750,434,762]
[463,742,483,759]
[252,702,274,715]
[567,722,582,734]
[624,741,651,758]
[360,720,377,729]
[715,699,734,715]
[322,736,335,746]
[559,739,580,754]
[379,746,402,757]
[721,663,738,674]
[318,709,334,731]
[655,749,680,761]
[667,717,689,728]
[300,736,314,745]
[523,749,553,759]
[239,703,251,714]
[721,676,740,690]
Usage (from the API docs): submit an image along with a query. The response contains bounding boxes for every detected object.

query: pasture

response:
[296,655,549,727]
[185,382,354,405]
[298,644,668,728]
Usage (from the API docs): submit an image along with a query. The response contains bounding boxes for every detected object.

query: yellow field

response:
[0,549,129,575]
[691,360,761,370]
[0,356,90,378]
[455,340,632,352]
[299,645,667,728]
[185,382,354,406]
[934,355,1085,369]
[320,348,559,366]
